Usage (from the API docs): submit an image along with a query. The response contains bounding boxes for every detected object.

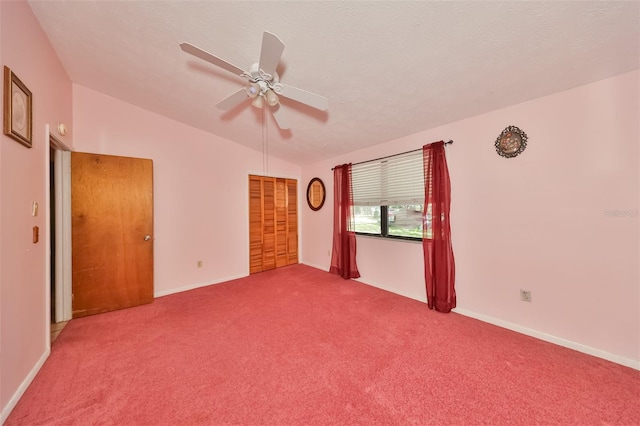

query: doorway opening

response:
[49,133,72,328]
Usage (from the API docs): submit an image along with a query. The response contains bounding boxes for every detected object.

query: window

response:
[352,150,425,240]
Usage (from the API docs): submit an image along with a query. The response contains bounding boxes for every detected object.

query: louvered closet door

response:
[249,175,298,274]
[275,179,288,267]
[286,179,298,265]
[262,177,277,271]
[249,176,264,274]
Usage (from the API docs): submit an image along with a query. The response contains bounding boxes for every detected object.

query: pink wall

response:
[0,0,73,420]
[0,3,637,419]
[301,70,640,367]
[72,85,301,297]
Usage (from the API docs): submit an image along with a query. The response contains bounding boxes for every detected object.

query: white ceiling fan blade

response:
[271,105,290,130]
[180,42,247,77]
[258,32,285,77]
[279,84,328,111]
[216,88,248,111]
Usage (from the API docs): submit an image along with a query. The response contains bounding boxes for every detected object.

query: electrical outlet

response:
[197,260,203,268]
[520,289,532,302]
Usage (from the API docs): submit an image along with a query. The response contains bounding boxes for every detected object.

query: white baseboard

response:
[302,264,427,305]
[152,268,640,371]
[353,277,428,304]
[1,347,51,424]
[300,262,329,272]
[301,264,420,301]
[453,307,640,371]
[154,273,248,298]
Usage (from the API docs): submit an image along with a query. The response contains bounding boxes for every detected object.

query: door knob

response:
[144,235,151,241]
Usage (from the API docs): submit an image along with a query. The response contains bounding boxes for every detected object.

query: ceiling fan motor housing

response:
[249,62,279,84]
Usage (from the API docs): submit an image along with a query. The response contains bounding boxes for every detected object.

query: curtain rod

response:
[331,140,453,170]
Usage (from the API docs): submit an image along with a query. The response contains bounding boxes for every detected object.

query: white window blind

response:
[352,150,423,206]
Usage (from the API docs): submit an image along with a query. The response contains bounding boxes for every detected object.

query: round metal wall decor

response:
[495,125,527,158]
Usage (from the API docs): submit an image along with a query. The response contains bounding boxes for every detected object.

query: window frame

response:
[354,205,424,242]
[351,149,425,242]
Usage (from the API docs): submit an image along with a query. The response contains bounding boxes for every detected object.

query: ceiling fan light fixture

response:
[245,82,260,98]
[265,89,279,107]
[251,95,264,109]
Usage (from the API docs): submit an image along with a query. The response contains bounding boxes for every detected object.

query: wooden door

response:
[249,175,298,274]
[262,177,277,271]
[249,176,263,274]
[275,179,288,267]
[286,179,298,265]
[71,152,154,318]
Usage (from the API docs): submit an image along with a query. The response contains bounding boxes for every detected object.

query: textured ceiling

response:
[28,1,640,165]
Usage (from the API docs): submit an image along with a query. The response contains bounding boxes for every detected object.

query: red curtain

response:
[423,141,456,312]
[330,164,360,279]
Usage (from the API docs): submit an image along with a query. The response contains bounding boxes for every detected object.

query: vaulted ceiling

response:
[28,1,640,165]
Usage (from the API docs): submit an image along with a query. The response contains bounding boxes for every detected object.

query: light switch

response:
[32,202,38,217]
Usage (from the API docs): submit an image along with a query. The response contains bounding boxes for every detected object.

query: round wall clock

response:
[495,125,527,158]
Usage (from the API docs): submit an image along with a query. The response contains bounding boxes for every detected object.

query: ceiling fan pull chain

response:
[262,105,269,176]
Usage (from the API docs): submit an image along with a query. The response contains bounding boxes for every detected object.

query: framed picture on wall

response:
[495,125,527,158]
[3,66,33,148]
[306,177,326,211]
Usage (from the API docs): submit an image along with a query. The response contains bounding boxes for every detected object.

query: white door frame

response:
[50,133,72,322]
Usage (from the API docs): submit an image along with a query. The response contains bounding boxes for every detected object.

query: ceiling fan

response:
[180,31,328,130]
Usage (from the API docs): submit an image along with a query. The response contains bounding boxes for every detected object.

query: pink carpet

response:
[6,264,640,425]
